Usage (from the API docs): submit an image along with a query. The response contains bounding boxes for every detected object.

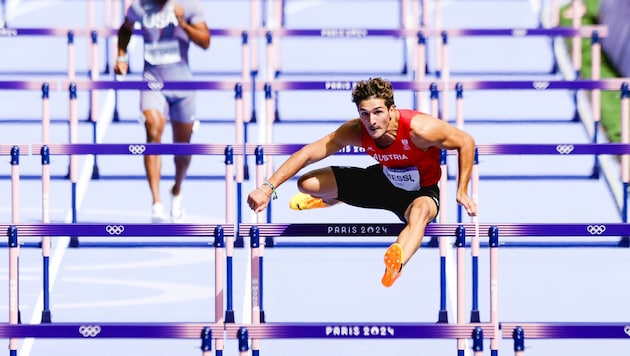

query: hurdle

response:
[2,222,233,356]
[492,222,630,355]
[255,78,630,181]
[0,80,56,324]
[2,142,242,345]
[29,141,240,236]
[267,1,416,78]
[60,79,254,253]
[1,25,254,121]
[425,0,592,71]
[239,221,629,355]
[242,222,498,355]
[249,137,630,246]
[62,78,248,180]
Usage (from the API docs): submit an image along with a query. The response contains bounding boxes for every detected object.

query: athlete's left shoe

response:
[289,192,328,210]
[381,243,403,287]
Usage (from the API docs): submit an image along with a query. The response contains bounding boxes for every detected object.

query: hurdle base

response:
[264,237,275,247]
[91,164,100,180]
[437,310,448,323]
[619,236,630,247]
[590,165,600,179]
[224,310,235,323]
[41,310,52,323]
[260,311,265,323]
[234,237,245,248]
[427,236,439,248]
[470,310,480,323]
[69,237,80,248]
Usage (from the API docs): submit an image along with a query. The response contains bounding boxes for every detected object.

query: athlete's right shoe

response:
[289,192,328,210]
[381,243,403,287]
[151,202,167,223]
[170,193,185,223]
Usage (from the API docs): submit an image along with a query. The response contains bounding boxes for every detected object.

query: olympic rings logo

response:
[624,325,630,337]
[105,225,125,235]
[532,81,550,90]
[555,145,574,154]
[128,145,146,155]
[148,81,164,91]
[511,29,527,37]
[79,325,101,337]
[586,225,606,235]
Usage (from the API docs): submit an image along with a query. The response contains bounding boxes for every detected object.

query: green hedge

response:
[560,0,623,142]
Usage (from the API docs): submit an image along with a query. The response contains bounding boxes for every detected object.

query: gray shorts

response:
[332,164,440,223]
[140,90,196,124]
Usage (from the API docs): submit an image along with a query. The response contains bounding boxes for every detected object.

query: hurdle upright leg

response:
[470,147,481,322]
[7,226,19,356]
[249,226,262,355]
[68,83,80,247]
[9,146,22,327]
[40,145,52,323]
[40,83,53,322]
[489,226,500,356]
[455,225,467,355]
[224,146,237,323]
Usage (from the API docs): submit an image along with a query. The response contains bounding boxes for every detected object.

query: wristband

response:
[116,54,128,63]
[262,180,277,200]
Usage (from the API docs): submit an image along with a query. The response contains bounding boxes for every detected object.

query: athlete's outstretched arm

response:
[247,119,362,213]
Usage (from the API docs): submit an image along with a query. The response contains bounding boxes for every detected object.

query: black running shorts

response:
[331,164,440,223]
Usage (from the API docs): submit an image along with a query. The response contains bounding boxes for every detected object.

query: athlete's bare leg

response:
[143,109,167,205]
[170,120,194,196]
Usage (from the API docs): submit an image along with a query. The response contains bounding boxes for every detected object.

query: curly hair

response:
[351,77,395,108]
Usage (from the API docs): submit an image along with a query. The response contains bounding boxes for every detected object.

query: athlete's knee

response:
[405,198,438,222]
[296,174,318,193]
[144,121,165,142]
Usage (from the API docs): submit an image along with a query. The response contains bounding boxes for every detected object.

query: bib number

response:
[144,41,181,65]
[383,166,420,191]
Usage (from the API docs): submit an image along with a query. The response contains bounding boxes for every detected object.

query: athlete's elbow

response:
[463,133,475,148]
[200,38,210,49]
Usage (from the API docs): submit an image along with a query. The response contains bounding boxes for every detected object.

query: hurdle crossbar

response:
[2,223,234,237]
[225,322,496,339]
[0,321,496,339]
[31,143,243,156]
[0,323,226,339]
[6,142,630,157]
[501,322,630,339]
[241,223,624,238]
[257,78,630,92]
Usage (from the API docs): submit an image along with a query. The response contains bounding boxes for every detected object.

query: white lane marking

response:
[19,90,116,356]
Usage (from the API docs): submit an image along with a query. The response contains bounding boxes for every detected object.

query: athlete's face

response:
[357,97,394,139]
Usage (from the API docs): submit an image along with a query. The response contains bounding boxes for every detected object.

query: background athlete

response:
[115,0,210,222]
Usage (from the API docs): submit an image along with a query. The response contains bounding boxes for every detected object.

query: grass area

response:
[559,0,623,142]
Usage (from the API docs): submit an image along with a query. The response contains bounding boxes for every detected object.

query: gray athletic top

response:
[126,0,205,81]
